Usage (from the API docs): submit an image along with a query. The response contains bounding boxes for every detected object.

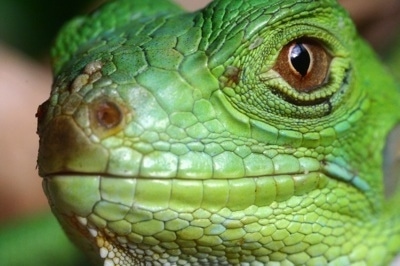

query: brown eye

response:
[273,38,332,92]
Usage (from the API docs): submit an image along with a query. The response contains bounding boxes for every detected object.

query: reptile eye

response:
[274,38,332,92]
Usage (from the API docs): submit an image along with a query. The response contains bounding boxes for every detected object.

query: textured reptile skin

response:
[37,0,400,265]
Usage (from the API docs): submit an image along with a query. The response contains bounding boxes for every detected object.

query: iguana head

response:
[37,0,400,264]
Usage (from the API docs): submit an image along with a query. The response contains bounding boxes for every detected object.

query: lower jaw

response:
[43,173,331,264]
[43,172,328,217]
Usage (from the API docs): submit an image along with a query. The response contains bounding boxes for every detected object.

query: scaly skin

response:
[37,0,400,265]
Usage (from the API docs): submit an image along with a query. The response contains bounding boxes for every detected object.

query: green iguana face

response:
[37,0,400,264]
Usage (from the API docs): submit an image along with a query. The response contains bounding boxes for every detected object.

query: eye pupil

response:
[290,43,310,77]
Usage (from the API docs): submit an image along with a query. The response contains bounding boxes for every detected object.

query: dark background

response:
[1,0,400,58]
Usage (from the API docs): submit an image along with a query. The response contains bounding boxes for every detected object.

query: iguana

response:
[13,0,400,265]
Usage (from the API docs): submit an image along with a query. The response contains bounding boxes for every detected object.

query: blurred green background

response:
[0,0,97,57]
[1,0,399,58]
[0,0,400,57]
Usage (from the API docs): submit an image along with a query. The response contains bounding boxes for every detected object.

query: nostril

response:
[95,101,122,129]
[88,98,128,139]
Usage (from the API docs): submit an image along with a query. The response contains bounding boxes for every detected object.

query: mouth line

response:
[321,161,370,192]
[43,160,369,193]
[43,169,321,180]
